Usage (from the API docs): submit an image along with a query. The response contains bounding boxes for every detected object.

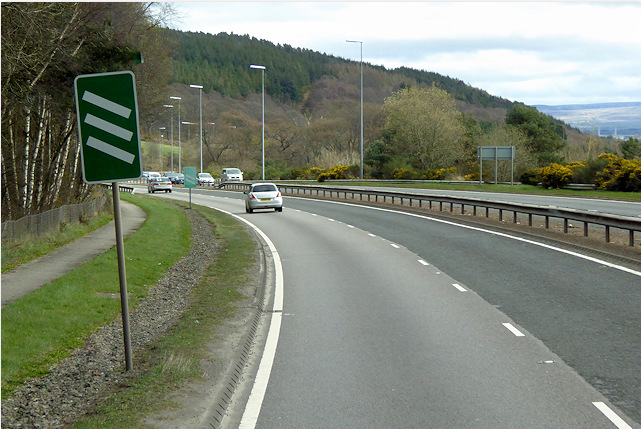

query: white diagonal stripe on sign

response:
[85,114,133,141]
[86,136,135,164]
[82,91,131,118]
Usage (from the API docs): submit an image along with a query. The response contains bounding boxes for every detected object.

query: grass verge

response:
[1,209,114,273]
[73,201,257,428]
[1,194,191,397]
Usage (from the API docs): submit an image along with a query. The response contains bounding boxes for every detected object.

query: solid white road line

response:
[418,260,430,266]
[502,323,525,337]
[391,243,400,249]
[593,402,633,429]
[210,208,284,429]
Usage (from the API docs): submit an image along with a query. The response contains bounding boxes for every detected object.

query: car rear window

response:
[252,185,277,192]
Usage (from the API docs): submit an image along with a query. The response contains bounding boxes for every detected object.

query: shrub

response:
[520,169,540,186]
[538,163,572,189]
[570,158,608,184]
[595,153,641,192]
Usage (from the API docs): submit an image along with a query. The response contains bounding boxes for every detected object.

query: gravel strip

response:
[1,208,216,429]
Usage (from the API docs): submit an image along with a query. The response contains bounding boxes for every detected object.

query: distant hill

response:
[164,29,515,112]
[535,102,641,138]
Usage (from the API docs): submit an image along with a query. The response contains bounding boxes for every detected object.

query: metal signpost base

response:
[112,183,133,371]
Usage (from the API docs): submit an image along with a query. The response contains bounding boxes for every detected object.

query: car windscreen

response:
[199,173,213,178]
[252,185,277,192]
[227,169,241,174]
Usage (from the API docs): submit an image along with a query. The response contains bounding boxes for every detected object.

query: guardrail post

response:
[584,222,589,237]
[513,211,517,224]
[564,218,569,233]
[450,202,454,212]
[499,209,503,222]
[545,216,550,229]
[630,230,635,247]
[605,225,610,243]
[439,202,443,211]
[529,214,533,226]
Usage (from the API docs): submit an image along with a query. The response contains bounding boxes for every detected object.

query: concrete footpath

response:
[1,201,146,308]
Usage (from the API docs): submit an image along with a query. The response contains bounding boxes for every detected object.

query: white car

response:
[197,172,215,186]
[147,177,172,193]
[147,171,160,183]
[245,183,283,213]
[221,168,243,182]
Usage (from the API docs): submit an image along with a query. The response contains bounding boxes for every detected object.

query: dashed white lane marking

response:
[368,233,376,237]
[346,224,355,228]
[503,323,525,337]
[391,244,400,249]
[418,260,430,266]
[328,218,335,222]
[452,283,467,292]
[593,402,632,429]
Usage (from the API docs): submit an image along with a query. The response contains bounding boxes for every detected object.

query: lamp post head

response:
[250,64,266,70]
[346,39,363,43]
[190,84,203,89]
[163,104,173,108]
[170,96,181,100]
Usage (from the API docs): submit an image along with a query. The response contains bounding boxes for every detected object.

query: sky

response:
[169,2,641,107]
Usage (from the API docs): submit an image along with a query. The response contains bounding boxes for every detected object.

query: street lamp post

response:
[159,127,165,172]
[190,84,203,173]
[170,96,182,172]
[250,64,266,180]
[163,104,174,171]
[208,122,215,155]
[346,39,364,179]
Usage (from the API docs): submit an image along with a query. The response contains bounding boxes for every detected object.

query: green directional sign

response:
[74,71,142,184]
[184,167,197,188]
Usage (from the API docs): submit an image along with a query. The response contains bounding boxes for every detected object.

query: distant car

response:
[142,171,150,180]
[245,183,283,213]
[197,172,215,186]
[221,168,243,183]
[147,171,161,183]
[172,173,184,185]
[147,177,172,193]
[163,172,179,182]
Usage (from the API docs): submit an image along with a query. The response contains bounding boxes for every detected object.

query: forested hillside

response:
[164,29,515,110]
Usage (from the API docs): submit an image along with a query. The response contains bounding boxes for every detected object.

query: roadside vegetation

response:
[1,194,257,427]
[1,195,190,397]
[1,209,114,273]
[74,198,257,428]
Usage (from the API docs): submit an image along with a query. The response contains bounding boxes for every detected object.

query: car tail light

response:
[277,191,281,197]
[249,193,256,199]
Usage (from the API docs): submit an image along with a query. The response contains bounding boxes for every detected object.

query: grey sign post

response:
[184,166,197,209]
[477,146,515,185]
[74,71,142,371]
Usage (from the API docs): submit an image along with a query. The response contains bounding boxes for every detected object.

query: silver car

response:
[245,183,283,213]
[147,177,172,193]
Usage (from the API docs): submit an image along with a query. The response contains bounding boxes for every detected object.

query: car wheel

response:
[277,207,283,212]
[248,207,253,213]
[169,190,172,193]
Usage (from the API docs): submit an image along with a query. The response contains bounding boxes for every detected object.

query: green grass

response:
[1,210,114,272]
[1,194,191,397]
[73,201,257,428]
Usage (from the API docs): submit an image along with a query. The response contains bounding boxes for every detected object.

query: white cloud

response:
[170,1,641,106]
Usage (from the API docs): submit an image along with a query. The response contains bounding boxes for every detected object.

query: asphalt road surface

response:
[150,187,640,429]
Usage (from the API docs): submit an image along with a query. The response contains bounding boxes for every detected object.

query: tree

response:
[382,85,465,170]
[1,2,174,221]
[619,137,641,160]
[505,104,565,166]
